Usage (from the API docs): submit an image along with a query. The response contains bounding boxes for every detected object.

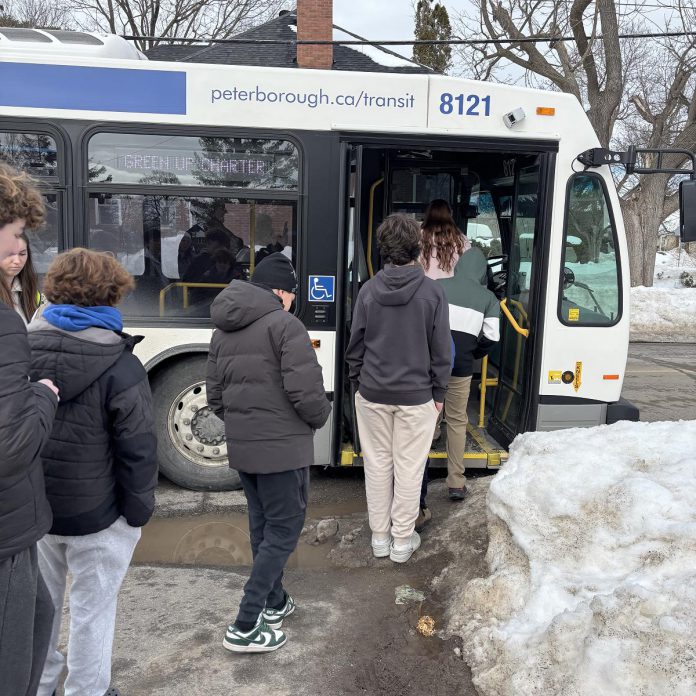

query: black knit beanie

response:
[251,253,298,293]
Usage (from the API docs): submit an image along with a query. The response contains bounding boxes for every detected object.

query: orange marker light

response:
[536,107,556,116]
[311,339,321,349]
[603,374,620,380]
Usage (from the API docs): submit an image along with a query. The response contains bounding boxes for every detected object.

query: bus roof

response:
[0,27,145,60]
[0,47,598,149]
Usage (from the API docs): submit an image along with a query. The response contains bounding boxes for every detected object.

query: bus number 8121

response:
[440,93,491,117]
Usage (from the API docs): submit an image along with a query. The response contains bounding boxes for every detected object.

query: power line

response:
[123,30,696,46]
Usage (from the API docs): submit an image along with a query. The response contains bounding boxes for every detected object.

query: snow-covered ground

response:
[454,420,696,696]
[630,248,696,342]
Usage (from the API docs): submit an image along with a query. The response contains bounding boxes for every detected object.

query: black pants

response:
[420,462,429,510]
[0,544,54,696]
[236,468,309,626]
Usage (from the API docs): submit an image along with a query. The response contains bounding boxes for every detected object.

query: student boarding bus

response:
[2,29,694,490]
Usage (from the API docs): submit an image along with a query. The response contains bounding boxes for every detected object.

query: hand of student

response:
[38,378,60,398]
[434,401,444,413]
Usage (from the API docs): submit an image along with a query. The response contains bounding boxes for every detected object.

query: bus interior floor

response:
[63,472,493,695]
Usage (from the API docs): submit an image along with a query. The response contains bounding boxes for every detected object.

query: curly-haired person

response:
[0,162,60,696]
[27,248,158,696]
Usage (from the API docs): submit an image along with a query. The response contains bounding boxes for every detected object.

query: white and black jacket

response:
[438,248,500,377]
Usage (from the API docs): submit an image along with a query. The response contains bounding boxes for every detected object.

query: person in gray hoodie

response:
[207,253,331,654]
[346,214,451,564]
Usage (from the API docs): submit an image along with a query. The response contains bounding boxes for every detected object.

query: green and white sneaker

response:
[262,594,296,629]
[223,617,287,653]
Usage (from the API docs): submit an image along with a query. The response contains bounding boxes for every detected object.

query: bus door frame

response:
[487,151,557,447]
[333,142,365,462]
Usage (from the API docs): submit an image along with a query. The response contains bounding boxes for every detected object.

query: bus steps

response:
[340,423,507,469]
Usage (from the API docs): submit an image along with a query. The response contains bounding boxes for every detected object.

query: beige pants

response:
[444,375,473,489]
[355,392,439,545]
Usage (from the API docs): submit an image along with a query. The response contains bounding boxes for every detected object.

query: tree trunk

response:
[619,176,669,287]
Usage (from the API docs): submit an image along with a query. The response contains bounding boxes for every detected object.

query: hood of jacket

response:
[451,246,488,286]
[370,264,425,306]
[210,280,284,332]
[27,315,128,401]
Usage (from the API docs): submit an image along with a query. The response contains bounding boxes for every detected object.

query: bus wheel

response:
[150,355,240,491]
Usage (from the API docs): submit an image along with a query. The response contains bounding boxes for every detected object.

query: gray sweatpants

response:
[36,517,141,696]
[0,544,54,696]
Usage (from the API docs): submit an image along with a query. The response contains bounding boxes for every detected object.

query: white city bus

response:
[3,28,686,491]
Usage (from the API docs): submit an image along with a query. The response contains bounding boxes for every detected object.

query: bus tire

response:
[150,355,241,491]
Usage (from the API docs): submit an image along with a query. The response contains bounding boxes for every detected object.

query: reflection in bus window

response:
[0,131,63,273]
[87,194,297,318]
[561,174,620,325]
[467,190,502,257]
[25,194,61,274]
[0,131,58,178]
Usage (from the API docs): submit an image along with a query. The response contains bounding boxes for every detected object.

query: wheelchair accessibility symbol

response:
[308,275,335,302]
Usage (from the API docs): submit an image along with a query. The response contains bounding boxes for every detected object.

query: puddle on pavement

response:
[134,500,366,570]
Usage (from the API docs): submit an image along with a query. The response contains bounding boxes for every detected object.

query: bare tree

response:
[68,0,286,51]
[1,0,73,28]
[456,1,696,286]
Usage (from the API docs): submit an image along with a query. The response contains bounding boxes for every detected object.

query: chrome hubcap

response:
[168,382,228,467]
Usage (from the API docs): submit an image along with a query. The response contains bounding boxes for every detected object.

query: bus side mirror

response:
[679,179,696,242]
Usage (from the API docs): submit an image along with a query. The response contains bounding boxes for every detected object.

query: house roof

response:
[145,11,431,74]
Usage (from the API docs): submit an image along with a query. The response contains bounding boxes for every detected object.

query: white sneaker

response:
[371,535,391,558]
[390,531,421,563]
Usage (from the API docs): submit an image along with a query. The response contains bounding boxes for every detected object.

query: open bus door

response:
[337,143,556,467]
[486,156,549,448]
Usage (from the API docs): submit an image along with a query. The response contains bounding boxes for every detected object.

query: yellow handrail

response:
[159,282,228,316]
[366,178,384,278]
[500,297,529,421]
[478,355,500,428]
[500,298,530,338]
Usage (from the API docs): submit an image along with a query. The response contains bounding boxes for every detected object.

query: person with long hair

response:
[0,232,41,324]
[419,199,471,280]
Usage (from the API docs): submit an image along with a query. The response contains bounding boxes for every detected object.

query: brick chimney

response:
[296,0,333,70]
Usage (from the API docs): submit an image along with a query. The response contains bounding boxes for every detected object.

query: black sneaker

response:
[223,617,287,653]
[448,486,467,501]
[415,507,432,532]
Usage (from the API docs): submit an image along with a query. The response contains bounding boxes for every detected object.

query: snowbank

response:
[629,249,696,342]
[455,420,696,696]
[653,248,696,289]
[630,286,696,342]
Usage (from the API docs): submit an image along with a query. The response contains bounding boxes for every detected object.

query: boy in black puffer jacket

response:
[207,253,331,654]
[28,248,158,696]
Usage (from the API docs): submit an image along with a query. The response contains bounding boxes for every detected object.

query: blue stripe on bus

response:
[1,63,186,115]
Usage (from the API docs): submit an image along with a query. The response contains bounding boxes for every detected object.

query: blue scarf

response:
[43,304,123,332]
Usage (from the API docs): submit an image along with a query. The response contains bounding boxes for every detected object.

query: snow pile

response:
[653,248,696,289]
[455,420,696,696]
[630,286,696,342]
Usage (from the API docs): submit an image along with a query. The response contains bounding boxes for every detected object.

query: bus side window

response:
[0,130,63,274]
[559,173,621,326]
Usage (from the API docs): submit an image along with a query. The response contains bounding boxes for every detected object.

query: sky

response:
[333,0,472,61]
